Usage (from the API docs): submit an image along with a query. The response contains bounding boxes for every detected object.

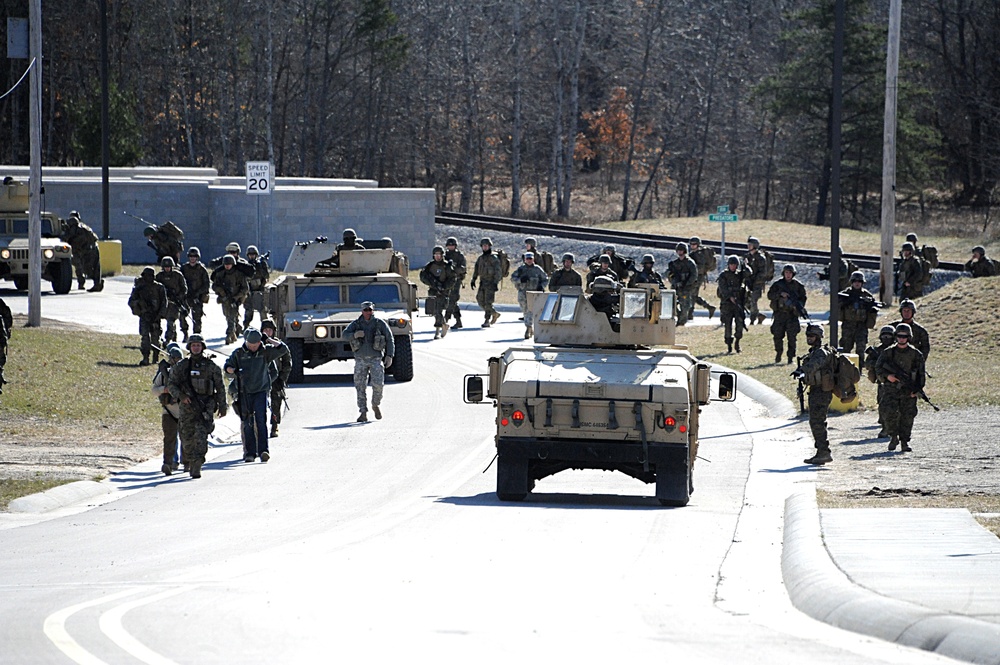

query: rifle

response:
[786,294,809,320]
[792,357,806,414]
[880,359,940,411]
[182,362,218,433]
[124,211,157,228]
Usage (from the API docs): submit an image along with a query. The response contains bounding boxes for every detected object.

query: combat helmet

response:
[689,236,701,245]
[895,323,912,338]
[246,245,259,256]
[805,323,824,338]
[445,236,458,246]
[260,319,277,332]
[604,244,616,253]
[899,298,916,314]
[562,253,575,263]
[782,264,796,275]
[161,256,175,268]
[222,255,236,266]
[244,328,262,344]
[166,342,183,360]
[973,245,986,256]
[69,210,80,219]
[143,226,156,237]
[675,242,688,253]
[343,228,357,240]
[432,245,445,256]
[480,237,493,247]
[141,267,155,280]
[641,253,655,265]
[188,246,201,258]
[901,242,915,252]
[186,333,206,351]
[524,237,537,247]
[727,255,740,267]
[591,275,616,292]
[906,233,918,243]
[523,251,535,260]
[879,324,896,339]
[226,241,241,253]
[849,271,865,283]
[747,236,760,248]
[598,254,612,265]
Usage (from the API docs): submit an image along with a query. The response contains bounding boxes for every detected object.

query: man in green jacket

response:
[225,328,290,463]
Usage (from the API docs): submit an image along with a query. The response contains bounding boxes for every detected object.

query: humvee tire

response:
[655,467,691,507]
[391,335,414,382]
[52,258,73,294]
[12,275,27,291]
[496,456,530,502]
[288,338,305,384]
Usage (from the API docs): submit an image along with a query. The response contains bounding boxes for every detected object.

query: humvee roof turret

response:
[466,284,736,506]
[0,178,74,294]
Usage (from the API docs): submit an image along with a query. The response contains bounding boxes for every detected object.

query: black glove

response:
[470,280,476,289]
[791,370,804,379]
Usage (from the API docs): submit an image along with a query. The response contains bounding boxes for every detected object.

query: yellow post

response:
[97,239,122,276]
[829,352,861,412]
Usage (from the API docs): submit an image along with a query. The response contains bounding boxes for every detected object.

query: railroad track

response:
[436,210,965,272]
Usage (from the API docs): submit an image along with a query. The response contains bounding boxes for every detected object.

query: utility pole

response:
[829,0,845,345]
[101,0,110,239]
[879,0,901,305]
[27,0,42,327]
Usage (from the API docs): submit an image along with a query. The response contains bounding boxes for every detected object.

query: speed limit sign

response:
[245,161,273,195]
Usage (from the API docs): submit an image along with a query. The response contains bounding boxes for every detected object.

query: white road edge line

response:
[43,587,148,665]
[97,586,195,665]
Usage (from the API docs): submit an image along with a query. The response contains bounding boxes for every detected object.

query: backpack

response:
[160,221,184,241]
[921,245,939,269]
[537,250,556,276]
[762,249,775,281]
[706,250,718,272]
[496,249,511,278]
[831,349,862,400]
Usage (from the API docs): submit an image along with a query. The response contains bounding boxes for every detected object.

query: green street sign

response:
[717,205,730,214]
[708,214,738,222]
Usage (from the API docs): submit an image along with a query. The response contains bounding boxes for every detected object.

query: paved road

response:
[0,282,959,663]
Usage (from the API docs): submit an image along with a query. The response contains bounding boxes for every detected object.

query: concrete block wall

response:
[1,166,433,267]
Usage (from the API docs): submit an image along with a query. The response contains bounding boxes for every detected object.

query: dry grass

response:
[818,489,1000,538]
[0,478,75,511]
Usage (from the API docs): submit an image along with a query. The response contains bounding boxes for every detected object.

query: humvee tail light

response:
[662,415,676,431]
[290,320,302,331]
[314,325,328,339]
[679,424,687,433]
[504,410,525,427]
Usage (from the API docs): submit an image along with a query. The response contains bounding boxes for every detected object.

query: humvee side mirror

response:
[717,372,737,401]
[464,375,485,403]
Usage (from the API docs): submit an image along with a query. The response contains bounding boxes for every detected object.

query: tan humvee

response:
[0,178,74,294]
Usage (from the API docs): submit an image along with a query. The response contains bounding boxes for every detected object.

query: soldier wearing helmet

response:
[687,236,717,320]
[588,275,620,329]
[766,263,807,364]
[151,340,185,476]
[965,245,997,278]
[259,319,291,437]
[156,254,189,344]
[59,210,103,292]
[181,247,211,337]
[627,253,664,288]
[549,252,582,291]
[334,228,365,253]
[143,220,185,264]
[342,301,395,423]
[667,242,699,325]
[816,247,859,291]
[420,246,459,339]
[864,324,900,438]
[894,241,924,299]
[743,236,773,325]
[888,298,929,360]
[587,244,630,281]
[0,297,11,395]
[168,333,226,478]
[793,323,835,465]
[470,237,503,327]
[875,322,926,453]
[836,270,877,355]
[212,253,251,344]
[510,251,549,339]
[716,255,751,354]
[128,266,168,366]
[243,244,270,330]
[443,237,468,329]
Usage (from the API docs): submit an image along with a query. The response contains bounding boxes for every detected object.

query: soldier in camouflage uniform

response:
[168,334,226,478]
[586,255,620,292]
[212,255,251,344]
[627,254,664,288]
[744,237,770,325]
[342,301,395,423]
[128,267,168,366]
[688,237,716,318]
[837,271,877,355]
[875,323,926,453]
[143,221,185,264]
[793,324,835,465]
[243,245,270,330]
[667,242,699,325]
[61,211,103,292]
[767,264,807,364]
[420,246,459,339]
[156,256,188,343]
[863,324,897,438]
[0,296,11,396]
[443,237,467,329]
[894,242,924,300]
[511,252,549,339]
[816,248,858,292]
[260,319,292,437]
[888,299,930,361]
[586,244,631,282]
[181,247,210,335]
[470,237,502,327]
[152,343,184,475]
[716,256,751,354]
[965,245,997,278]
[548,253,582,291]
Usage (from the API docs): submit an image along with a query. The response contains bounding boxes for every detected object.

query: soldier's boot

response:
[373,405,382,420]
[433,327,441,340]
[152,350,160,363]
[757,313,766,325]
[491,311,500,325]
[734,339,741,354]
[182,330,189,343]
[708,304,716,319]
[876,427,888,438]
[774,343,783,364]
[726,341,733,355]
[441,322,450,338]
[260,451,270,462]
[900,440,912,453]
[87,280,104,292]
[524,325,533,339]
[161,463,172,476]
[453,313,463,329]
[787,353,794,365]
[357,411,368,423]
[139,355,150,367]
[235,322,244,336]
[77,279,86,290]
[482,315,491,328]
[888,435,899,452]
[190,460,202,479]
[270,422,279,437]
[804,447,833,465]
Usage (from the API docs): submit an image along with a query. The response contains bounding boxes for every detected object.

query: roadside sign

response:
[245,161,273,195]
[716,205,729,214]
[708,214,738,222]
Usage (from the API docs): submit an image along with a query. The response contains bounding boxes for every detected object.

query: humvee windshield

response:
[294,282,402,308]
[348,283,400,304]
[3,216,59,237]
[295,284,341,306]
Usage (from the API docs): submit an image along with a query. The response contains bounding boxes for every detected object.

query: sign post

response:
[708,206,738,262]
[245,161,273,251]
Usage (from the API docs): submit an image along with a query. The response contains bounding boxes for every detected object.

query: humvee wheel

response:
[13,275,28,291]
[52,258,73,294]
[391,335,414,382]
[655,468,691,507]
[288,338,305,383]
[496,457,530,502]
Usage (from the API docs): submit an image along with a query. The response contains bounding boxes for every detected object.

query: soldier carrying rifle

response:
[875,323,929,453]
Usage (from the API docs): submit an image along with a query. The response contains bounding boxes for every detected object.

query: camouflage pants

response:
[178,404,214,466]
[187,297,205,334]
[446,282,463,321]
[221,298,243,336]
[881,385,918,443]
[270,385,285,425]
[244,290,266,328]
[516,289,534,327]
[808,388,834,450]
[0,343,6,388]
[770,312,801,359]
[719,301,745,343]
[164,302,183,342]
[138,316,163,361]
[838,321,869,356]
[72,246,101,286]
[747,282,765,319]
[476,283,498,317]
[694,278,713,310]
[676,288,697,325]
[429,290,450,327]
[354,356,385,414]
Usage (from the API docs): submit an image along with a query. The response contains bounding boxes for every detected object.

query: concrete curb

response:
[782,490,1000,665]
[7,481,113,514]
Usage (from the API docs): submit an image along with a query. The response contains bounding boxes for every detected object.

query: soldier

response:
[667,242,699,325]
[128,267,168,366]
[208,242,255,278]
[0,296,11,395]
[470,237,502,327]
[336,228,365,251]
[548,253,583,291]
[342,301,395,423]
[793,324,836,465]
[181,247,210,335]
[744,236,772,325]
[142,221,185,263]
[595,244,631,282]
[895,242,924,300]
[260,319,292,437]
[586,255,620,293]
[156,256,188,343]
[243,245,270,330]
[837,271,878,355]
[627,254,665,288]
[443,237,467,329]
[152,343,184,476]
[766,264,807,364]
[863,324,897,438]
[61,211,103,292]
[167,334,226,478]
[588,275,619,329]
[816,248,858,292]
[688,236,716,319]
[212,255,250,344]
[524,237,555,275]
[511,252,548,339]
[419,245,458,339]
[888,299,930,361]
[225,327,290,463]
[965,245,997,278]
[875,323,927,453]
[716,256,751,354]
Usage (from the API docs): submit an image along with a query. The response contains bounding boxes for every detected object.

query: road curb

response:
[782,490,1000,665]
[7,480,113,514]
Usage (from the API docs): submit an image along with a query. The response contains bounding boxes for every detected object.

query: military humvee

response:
[465,284,736,506]
[267,245,417,383]
[0,178,74,294]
